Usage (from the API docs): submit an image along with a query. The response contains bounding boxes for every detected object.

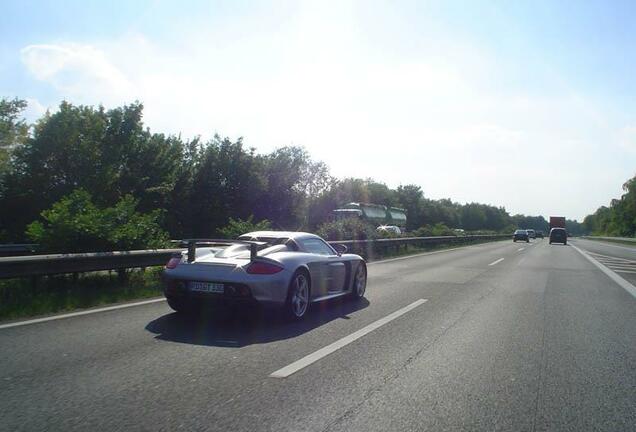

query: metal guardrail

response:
[0,235,509,279]
[0,244,39,257]
[582,236,636,243]
[0,249,183,279]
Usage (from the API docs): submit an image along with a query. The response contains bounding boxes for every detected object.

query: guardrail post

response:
[117,269,127,284]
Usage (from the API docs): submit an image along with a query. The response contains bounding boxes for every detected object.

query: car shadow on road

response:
[145,297,370,348]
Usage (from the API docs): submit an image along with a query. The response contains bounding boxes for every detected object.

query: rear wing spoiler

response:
[177,239,267,263]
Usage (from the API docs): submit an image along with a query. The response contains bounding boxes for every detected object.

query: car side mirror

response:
[333,243,348,256]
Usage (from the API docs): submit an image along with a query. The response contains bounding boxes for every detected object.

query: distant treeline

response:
[583,176,636,237]
[0,99,582,250]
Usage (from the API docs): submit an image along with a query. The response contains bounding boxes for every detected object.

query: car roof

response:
[239,231,322,241]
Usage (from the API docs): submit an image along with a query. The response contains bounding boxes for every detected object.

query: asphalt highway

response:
[1,238,635,431]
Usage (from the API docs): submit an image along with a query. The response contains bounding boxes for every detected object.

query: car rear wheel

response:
[285,270,310,320]
[351,263,367,299]
[167,297,189,313]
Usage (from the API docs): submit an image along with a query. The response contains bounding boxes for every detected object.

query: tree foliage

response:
[316,218,377,241]
[0,98,29,177]
[26,189,169,253]
[218,216,272,239]
[583,175,636,236]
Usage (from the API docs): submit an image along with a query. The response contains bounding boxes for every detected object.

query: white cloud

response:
[21,44,135,105]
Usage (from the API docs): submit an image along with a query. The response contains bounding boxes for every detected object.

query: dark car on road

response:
[536,230,545,238]
[549,228,567,245]
[513,229,529,242]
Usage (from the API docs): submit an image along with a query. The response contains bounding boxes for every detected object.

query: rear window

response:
[299,238,335,256]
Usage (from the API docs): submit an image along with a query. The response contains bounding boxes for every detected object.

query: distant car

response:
[377,225,402,236]
[535,230,545,239]
[162,231,367,320]
[513,229,529,242]
[526,229,536,239]
[549,228,567,245]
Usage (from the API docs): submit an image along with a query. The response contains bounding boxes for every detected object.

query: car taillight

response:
[165,257,181,269]
[246,261,283,275]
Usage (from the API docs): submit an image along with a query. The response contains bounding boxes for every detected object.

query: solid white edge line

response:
[0,298,166,330]
[571,244,636,299]
[488,258,504,266]
[269,299,428,378]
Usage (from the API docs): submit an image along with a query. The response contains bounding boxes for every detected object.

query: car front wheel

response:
[285,270,311,320]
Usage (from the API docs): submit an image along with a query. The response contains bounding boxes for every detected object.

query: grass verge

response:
[0,268,163,322]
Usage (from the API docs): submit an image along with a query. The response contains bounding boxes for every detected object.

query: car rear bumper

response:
[162,273,289,307]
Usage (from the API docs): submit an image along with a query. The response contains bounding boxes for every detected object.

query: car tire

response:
[564,241,567,245]
[285,270,311,320]
[167,297,189,313]
[350,263,367,300]
[526,239,529,243]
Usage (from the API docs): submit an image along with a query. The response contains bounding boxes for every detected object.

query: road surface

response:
[1,239,635,431]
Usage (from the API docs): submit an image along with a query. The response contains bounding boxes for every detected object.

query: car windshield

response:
[4,3,635,431]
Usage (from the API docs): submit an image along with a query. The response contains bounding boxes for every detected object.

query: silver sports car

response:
[163,231,367,320]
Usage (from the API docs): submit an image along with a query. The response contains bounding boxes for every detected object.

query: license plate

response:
[189,281,225,293]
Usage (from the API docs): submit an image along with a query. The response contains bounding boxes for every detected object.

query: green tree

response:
[0,98,29,176]
[1,101,184,240]
[26,189,169,253]
[582,174,636,236]
[218,216,272,239]
[395,184,423,231]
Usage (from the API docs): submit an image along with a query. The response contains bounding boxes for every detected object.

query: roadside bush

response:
[376,227,400,238]
[218,216,272,239]
[413,223,456,237]
[316,218,377,241]
[466,229,499,235]
[26,189,169,253]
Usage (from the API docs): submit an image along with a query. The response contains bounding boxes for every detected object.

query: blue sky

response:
[2,0,636,220]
